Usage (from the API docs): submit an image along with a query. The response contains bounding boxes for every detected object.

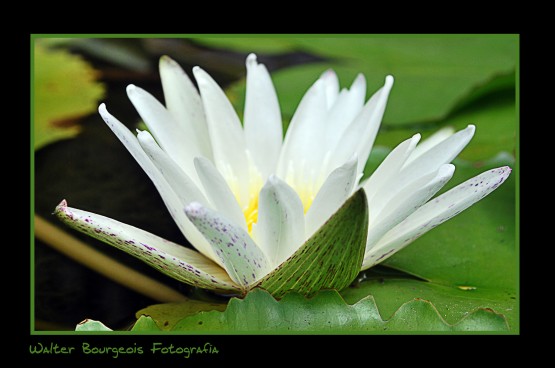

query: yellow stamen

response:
[244,194,259,234]
[241,184,315,235]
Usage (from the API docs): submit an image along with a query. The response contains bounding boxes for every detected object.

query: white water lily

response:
[56,53,511,296]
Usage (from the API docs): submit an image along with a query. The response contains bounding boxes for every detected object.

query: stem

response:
[34,214,188,303]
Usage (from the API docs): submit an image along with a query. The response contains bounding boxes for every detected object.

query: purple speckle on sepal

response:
[140,243,156,251]
[376,249,396,262]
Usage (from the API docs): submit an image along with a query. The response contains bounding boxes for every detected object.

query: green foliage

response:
[170,289,508,332]
[77,288,508,332]
[374,93,516,162]
[342,278,515,331]
[134,289,507,332]
[206,36,517,127]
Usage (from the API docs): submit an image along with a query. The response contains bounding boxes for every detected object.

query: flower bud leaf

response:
[54,200,241,294]
[255,188,369,298]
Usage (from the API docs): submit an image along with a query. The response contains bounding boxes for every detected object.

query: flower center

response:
[241,185,315,235]
[226,160,319,235]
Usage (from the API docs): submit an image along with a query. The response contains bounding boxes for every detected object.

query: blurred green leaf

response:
[38,38,152,72]
[70,39,151,72]
[33,44,105,150]
[451,72,515,111]
[215,36,516,126]
[193,37,297,54]
[374,93,516,162]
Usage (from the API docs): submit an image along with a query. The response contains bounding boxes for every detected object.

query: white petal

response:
[349,73,367,107]
[193,66,249,206]
[159,56,212,160]
[244,54,283,179]
[137,130,209,208]
[320,69,339,108]
[324,75,366,149]
[126,85,199,182]
[305,157,358,238]
[354,75,394,169]
[362,134,420,204]
[257,175,305,267]
[331,76,394,174]
[98,104,219,264]
[185,202,271,288]
[194,156,247,231]
[363,166,512,269]
[365,126,474,220]
[405,126,455,165]
[276,78,328,185]
[365,164,455,254]
[401,125,475,175]
[55,200,239,292]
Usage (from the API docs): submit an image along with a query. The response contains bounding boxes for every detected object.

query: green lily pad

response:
[136,300,226,330]
[206,36,517,126]
[342,278,516,330]
[33,43,105,150]
[168,289,508,332]
[75,319,112,331]
[77,288,508,332]
[131,315,162,332]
